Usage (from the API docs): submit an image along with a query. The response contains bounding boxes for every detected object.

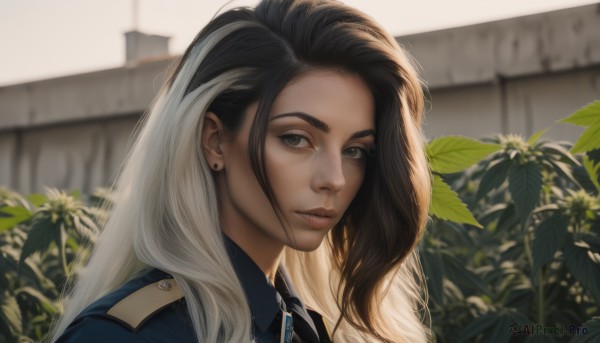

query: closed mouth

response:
[297,208,337,218]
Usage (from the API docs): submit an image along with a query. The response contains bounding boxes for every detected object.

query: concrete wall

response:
[397,3,600,140]
[0,58,172,130]
[7,118,138,195]
[0,58,173,193]
[423,66,600,140]
[399,3,600,87]
[1,4,599,193]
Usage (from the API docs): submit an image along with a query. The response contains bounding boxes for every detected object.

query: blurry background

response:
[1,0,599,194]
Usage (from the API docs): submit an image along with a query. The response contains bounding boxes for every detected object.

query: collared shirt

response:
[56,235,330,342]
[224,235,321,342]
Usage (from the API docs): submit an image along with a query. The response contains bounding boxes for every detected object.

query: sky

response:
[0,0,597,86]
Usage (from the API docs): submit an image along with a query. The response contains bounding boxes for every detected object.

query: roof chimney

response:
[124,30,170,63]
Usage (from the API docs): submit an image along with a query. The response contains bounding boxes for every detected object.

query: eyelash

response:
[278,134,370,160]
[280,134,310,148]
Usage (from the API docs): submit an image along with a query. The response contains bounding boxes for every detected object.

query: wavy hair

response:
[51,1,431,342]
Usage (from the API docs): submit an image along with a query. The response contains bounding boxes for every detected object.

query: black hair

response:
[168,1,429,341]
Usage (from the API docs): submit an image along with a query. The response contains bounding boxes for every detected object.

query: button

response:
[157,279,172,291]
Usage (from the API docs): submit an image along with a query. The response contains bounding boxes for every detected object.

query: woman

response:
[50,0,431,342]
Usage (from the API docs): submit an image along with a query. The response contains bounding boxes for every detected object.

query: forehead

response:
[270,69,375,129]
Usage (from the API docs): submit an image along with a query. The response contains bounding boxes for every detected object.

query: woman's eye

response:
[343,147,366,159]
[280,134,309,148]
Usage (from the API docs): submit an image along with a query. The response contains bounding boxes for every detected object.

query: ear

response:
[201,112,226,170]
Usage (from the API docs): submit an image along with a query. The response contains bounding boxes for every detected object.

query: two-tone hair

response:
[51,1,431,342]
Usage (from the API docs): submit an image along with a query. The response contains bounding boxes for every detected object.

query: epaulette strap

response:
[107,278,183,330]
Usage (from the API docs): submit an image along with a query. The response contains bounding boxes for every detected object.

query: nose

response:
[312,150,346,193]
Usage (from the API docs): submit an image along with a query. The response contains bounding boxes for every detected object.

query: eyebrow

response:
[271,112,331,133]
[350,129,376,139]
[270,112,375,139]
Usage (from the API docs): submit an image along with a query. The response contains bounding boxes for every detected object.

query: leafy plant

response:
[427,135,500,227]
[560,101,600,154]
[422,101,600,342]
[0,103,598,342]
[0,188,100,342]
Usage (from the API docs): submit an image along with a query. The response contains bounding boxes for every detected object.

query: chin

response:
[285,230,329,252]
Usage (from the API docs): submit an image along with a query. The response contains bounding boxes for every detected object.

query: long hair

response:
[51,1,431,342]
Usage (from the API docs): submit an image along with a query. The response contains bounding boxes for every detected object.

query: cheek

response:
[228,158,265,204]
[342,164,366,199]
[224,140,272,211]
[263,144,307,196]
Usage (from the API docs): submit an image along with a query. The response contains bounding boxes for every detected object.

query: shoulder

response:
[56,269,194,343]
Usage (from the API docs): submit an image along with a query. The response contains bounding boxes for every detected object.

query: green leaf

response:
[505,284,534,309]
[531,214,569,283]
[0,206,31,217]
[570,316,600,342]
[420,250,444,306]
[578,233,600,251]
[583,155,600,193]
[68,190,81,199]
[19,219,60,265]
[478,203,507,227]
[0,247,54,291]
[440,251,490,296]
[458,313,498,342]
[543,160,580,187]
[538,142,579,165]
[70,212,98,240]
[559,101,600,126]
[476,158,511,202]
[20,258,56,291]
[0,206,32,231]
[430,174,482,228]
[26,194,46,207]
[496,203,520,233]
[435,220,475,247]
[532,204,559,214]
[427,136,500,174]
[571,124,600,154]
[484,311,516,343]
[564,235,600,304]
[0,295,22,337]
[442,280,465,303]
[528,128,549,145]
[508,162,542,224]
[15,287,57,315]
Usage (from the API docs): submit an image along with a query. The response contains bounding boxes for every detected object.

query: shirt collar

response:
[222,234,318,340]
[275,267,320,341]
[223,235,282,332]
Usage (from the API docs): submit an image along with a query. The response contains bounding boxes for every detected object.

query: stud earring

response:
[213,163,219,170]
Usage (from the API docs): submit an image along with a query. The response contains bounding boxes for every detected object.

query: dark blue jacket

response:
[55,236,332,342]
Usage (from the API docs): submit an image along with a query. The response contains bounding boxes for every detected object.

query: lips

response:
[298,208,338,218]
[295,208,338,229]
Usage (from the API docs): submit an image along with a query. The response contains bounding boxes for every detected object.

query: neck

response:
[221,226,284,284]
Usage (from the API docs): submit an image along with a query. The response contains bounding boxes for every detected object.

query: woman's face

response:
[217,69,375,252]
